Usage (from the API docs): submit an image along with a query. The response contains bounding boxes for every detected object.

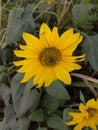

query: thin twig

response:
[71,73,98,84]
[57,0,73,27]
[34,4,54,21]
[83,79,98,98]
[2,0,11,10]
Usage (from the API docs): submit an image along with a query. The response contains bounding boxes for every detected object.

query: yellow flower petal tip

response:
[66,98,98,130]
[13,23,85,88]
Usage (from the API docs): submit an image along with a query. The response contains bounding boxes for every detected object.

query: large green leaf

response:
[29,109,44,122]
[18,117,30,130]
[0,105,19,130]
[83,34,98,70]
[0,83,11,106]
[72,3,95,30]
[46,80,70,100]
[63,108,72,122]
[42,94,64,111]
[47,114,68,130]
[11,73,41,118]
[5,4,35,44]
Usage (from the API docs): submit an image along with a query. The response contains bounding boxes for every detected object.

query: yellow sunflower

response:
[13,23,85,88]
[67,98,98,130]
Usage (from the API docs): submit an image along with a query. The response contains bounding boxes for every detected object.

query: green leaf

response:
[6,4,35,44]
[30,109,44,122]
[0,104,19,130]
[72,3,95,30]
[0,65,6,72]
[0,83,11,106]
[25,77,35,91]
[11,73,41,118]
[47,114,68,130]
[46,80,70,100]
[63,108,72,122]
[83,34,98,71]
[19,89,41,117]
[42,94,64,111]
[80,91,85,103]
[18,117,30,130]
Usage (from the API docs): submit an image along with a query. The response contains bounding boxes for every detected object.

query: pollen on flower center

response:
[39,47,62,67]
[87,108,97,118]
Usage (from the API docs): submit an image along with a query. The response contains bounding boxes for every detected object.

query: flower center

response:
[87,108,97,118]
[39,47,62,67]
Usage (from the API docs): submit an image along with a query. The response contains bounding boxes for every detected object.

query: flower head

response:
[67,98,98,130]
[13,23,85,88]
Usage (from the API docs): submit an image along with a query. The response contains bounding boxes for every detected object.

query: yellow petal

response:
[79,103,86,112]
[33,67,45,87]
[17,59,39,73]
[49,27,59,46]
[39,23,51,47]
[60,28,73,40]
[63,35,83,55]
[19,45,40,57]
[60,62,81,72]
[38,68,55,87]
[53,65,71,85]
[23,32,42,49]
[58,32,80,50]
[62,54,85,63]
[74,122,85,130]
[14,49,38,58]
[13,59,32,66]
[20,63,42,83]
[86,98,98,109]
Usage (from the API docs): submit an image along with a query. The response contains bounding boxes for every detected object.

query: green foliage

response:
[47,114,68,130]
[1,0,98,130]
[83,34,98,71]
[46,80,70,100]
[72,3,95,31]
[5,4,35,45]
[11,73,41,117]
[29,109,44,121]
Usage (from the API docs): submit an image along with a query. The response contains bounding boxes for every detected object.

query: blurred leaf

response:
[11,73,41,118]
[25,77,35,91]
[30,109,44,122]
[72,3,95,30]
[63,108,72,122]
[0,83,11,106]
[18,117,30,130]
[80,91,85,103]
[47,114,68,130]
[83,34,98,70]
[19,89,41,117]
[0,65,6,72]
[42,94,64,111]
[0,104,19,130]
[46,80,70,100]
[6,4,35,44]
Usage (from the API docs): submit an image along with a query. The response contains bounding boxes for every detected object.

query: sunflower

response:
[66,98,98,130]
[13,23,85,88]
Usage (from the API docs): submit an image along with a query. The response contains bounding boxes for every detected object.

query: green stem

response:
[57,0,60,24]
[32,0,45,13]
[16,0,23,7]
[34,4,54,21]
[2,0,11,10]
[57,0,73,27]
